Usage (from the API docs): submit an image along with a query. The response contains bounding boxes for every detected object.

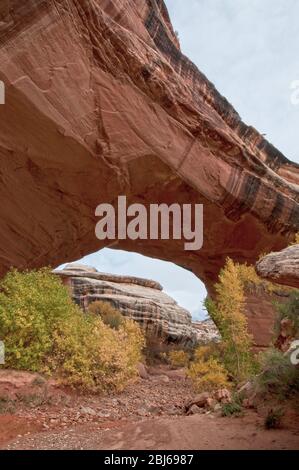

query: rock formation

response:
[0,0,298,296]
[55,264,198,345]
[256,245,299,289]
[192,319,220,344]
[244,287,291,350]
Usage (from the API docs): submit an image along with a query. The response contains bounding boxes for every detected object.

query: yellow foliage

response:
[238,262,284,294]
[193,343,221,362]
[88,300,124,330]
[291,233,299,245]
[0,269,144,392]
[205,258,257,382]
[168,350,189,368]
[188,357,230,392]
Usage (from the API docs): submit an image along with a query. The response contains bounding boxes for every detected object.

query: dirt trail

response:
[0,366,298,450]
[2,413,299,450]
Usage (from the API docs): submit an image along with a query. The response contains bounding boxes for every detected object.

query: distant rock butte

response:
[55,264,198,345]
[0,0,298,294]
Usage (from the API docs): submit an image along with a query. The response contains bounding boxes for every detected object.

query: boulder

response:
[186,404,203,416]
[185,392,211,410]
[214,389,232,404]
[256,245,299,289]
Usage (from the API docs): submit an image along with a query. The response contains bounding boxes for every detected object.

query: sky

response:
[72,1,299,320]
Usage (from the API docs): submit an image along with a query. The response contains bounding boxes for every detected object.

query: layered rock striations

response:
[55,264,198,344]
[256,245,299,289]
[0,0,298,295]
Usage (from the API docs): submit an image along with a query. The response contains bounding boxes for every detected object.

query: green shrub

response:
[264,408,284,429]
[275,290,299,338]
[88,300,124,330]
[221,401,243,417]
[0,269,144,392]
[257,349,299,399]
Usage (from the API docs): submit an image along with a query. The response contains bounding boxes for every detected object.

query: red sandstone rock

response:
[186,392,211,409]
[137,363,149,380]
[275,318,296,352]
[0,0,298,296]
[214,389,232,404]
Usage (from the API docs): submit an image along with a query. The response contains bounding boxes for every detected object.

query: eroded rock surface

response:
[256,245,299,289]
[0,0,298,293]
[192,319,220,344]
[55,264,197,344]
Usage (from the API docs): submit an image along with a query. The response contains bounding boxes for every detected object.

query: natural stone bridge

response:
[0,0,298,299]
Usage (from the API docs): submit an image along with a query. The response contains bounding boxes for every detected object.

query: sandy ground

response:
[1,412,299,450]
[0,366,298,450]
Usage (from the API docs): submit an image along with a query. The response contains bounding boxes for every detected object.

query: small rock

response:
[97,411,111,418]
[206,397,217,409]
[137,408,149,417]
[160,375,170,383]
[80,406,96,416]
[214,388,232,404]
[185,392,210,410]
[137,363,149,380]
[187,404,203,415]
[147,405,161,415]
[213,403,222,412]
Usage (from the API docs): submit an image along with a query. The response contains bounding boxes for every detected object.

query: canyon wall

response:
[0,0,298,295]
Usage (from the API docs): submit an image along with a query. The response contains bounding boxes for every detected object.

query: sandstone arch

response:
[0,0,298,297]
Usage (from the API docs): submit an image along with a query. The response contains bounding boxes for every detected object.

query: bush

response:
[275,290,299,338]
[0,269,144,392]
[291,233,299,245]
[264,408,284,429]
[257,349,299,399]
[168,350,189,368]
[88,301,124,330]
[221,401,243,417]
[192,343,222,362]
[143,329,173,365]
[188,357,230,392]
[205,259,258,382]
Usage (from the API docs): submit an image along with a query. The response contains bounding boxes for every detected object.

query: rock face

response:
[192,319,220,344]
[0,0,298,294]
[55,264,197,345]
[256,245,299,289]
[244,287,290,350]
